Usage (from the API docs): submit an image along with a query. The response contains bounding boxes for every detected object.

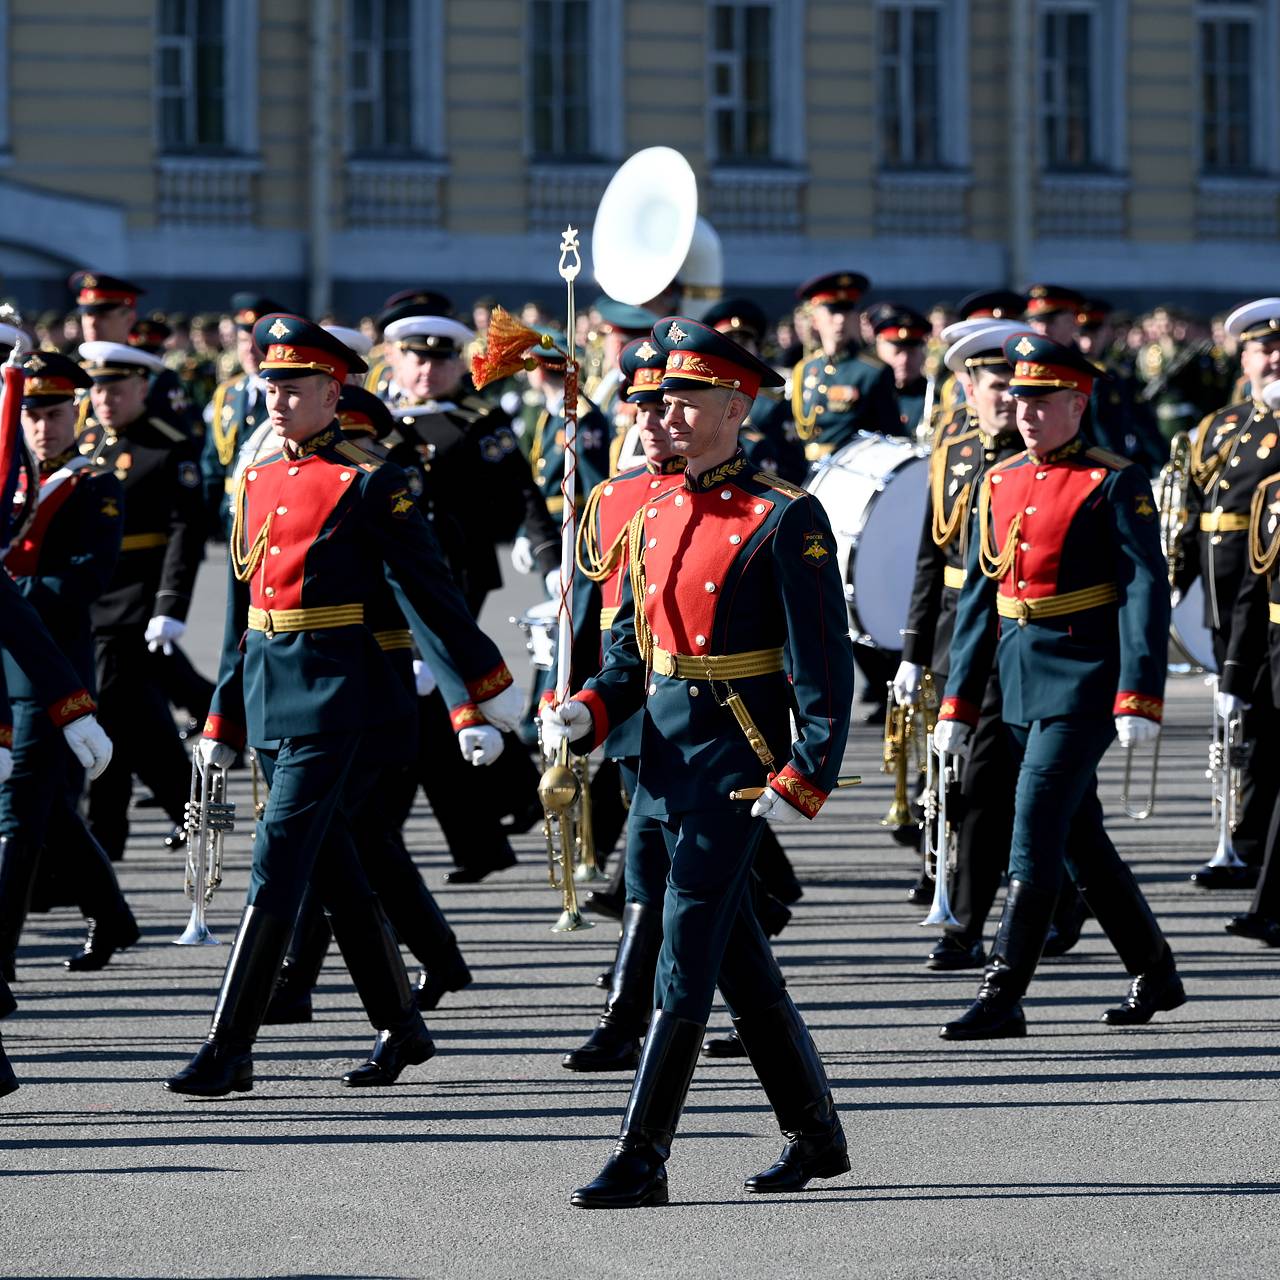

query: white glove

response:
[539,699,593,752]
[1115,715,1160,747]
[459,724,504,766]
[412,658,437,697]
[145,614,187,655]
[1215,690,1250,720]
[475,681,523,734]
[0,746,11,786]
[511,536,535,575]
[750,787,805,823]
[932,720,972,758]
[892,660,924,707]
[544,568,562,600]
[62,714,114,780]
[196,737,237,773]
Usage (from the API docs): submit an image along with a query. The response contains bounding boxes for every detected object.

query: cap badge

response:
[268,318,290,340]
[82,273,97,288]
[667,322,688,345]
[1015,336,1036,357]
[637,341,657,360]
[25,354,44,371]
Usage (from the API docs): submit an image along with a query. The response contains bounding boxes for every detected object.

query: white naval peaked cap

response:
[322,324,373,357]
[939,317,1004,347]
[383,315,476,348]
[1224,297,1280,342]
[77,340,166,374]
[943,322,1029,375]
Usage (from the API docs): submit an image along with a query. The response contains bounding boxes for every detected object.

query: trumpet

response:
[538,737,593,934]
[174,756,235,946]
[920,733,961,929]
[881,671,937,827]
[1205,680,1247,870]
[1120,730,1161,821]
[1155,432,1192,587]
[570,754,602,884]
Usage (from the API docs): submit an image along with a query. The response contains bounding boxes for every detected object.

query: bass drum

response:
[1170,578,1217,674]
[513,599,559,671]
[805,432,930,649]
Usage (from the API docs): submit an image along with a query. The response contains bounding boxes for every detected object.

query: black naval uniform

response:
[1176,396,1280,884]
[78,408,206,859]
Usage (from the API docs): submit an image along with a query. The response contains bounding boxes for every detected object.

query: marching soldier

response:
[545,317,854,1208]
[128,316,171,357]
[789,272,901,464]
[1175,297,1280,889]
[362,287,456,400]
[934,333,1184,1039]
[77,342,207,861]
[201,294,284,535]
[936,291,1027,417]
[584,297,657,468]
[166,316,524,1097]
[1023,284,1086,345]
[870,303,932,437]
[0,352,137,978]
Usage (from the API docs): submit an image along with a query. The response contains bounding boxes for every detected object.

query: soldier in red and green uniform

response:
[935,333,1184,1040]
[166,317,522,1099]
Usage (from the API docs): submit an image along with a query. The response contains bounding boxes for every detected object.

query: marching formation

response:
[1,249,1278,1209]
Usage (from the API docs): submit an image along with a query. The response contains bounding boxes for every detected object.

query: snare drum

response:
[1170,578,1217,674]
[513,599,559,671]
[805,432,930,649]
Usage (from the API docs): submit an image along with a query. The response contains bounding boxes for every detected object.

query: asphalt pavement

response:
[1,551,1277,1279]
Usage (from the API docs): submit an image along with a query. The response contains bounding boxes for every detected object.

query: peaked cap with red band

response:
[957,288,1026,321]
[1003,331,1099,397]
[69,271,143,313]
[619,336,668,405]
[796,271,869,307]
[337,384,395,440]
[652,316,784,400]
[18,349,92,406]
[252,313,368,383]
[1024,283,1086,319]
[869,302,930,345]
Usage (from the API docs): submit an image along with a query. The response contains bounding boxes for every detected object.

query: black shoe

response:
[745,1122,850,1194]
[65,911,140,971]
[499,799,543,835]
[443,854,517,885]
[165,1041,253,1096]
[0,1038,18,1100]
[415,957,473,1011]
[571,1142,670,1209]
[1102,952,1186,1026]
[1190,863,1258,890]
[570,1010,703,1210]
[341,1023,436,1087]
[926,935,986,971]
[940,997,1027,1040]
[701,1029,747,1058]
[163,825,187,852]
[562,1023,641,1072]
[1225,913,1280,945]
[907,873,932,906]
[889,822,922,849]
[596,966,614,990]
[584,890,624,920]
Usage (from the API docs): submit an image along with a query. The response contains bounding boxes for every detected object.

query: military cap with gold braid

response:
[795,271,869,308]
[651,315,783,399]
[869,302,930,346]
[337,384,395,440]
[1225,297,1280,345]
[374,287,454,334]
[128,316,171,354]
[69,271,143,313]
[78,340,166,382]
[18,349,92,406]
[957,289,1026,321]
[231,292,287,332]
[619,337,667,405]
[1002,331,1098,397]
[252,313,367,383]
[702,296,768,343]
[1024,283,1086,319]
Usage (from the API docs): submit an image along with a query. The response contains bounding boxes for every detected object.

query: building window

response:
[1036,0,1125,174]
[708,2,775,163]
[877,2,943,169]
[156,0,228,151]
[1196,1,1277,175]
[529,0,591,158]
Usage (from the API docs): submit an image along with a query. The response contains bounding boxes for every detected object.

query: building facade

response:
[0,0,1277,317]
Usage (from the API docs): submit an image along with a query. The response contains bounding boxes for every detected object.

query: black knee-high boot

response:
[0,836,38,982]
[732,994,849,1193]
[571,1010,704,1208]
[563,901,662,1072]
[262,890,331,1024]
[941,879,1056,1040]
[328,897,435,1087]
[165,904,294,1096]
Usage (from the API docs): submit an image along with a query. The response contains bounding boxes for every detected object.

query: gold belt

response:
[804,442,835,462]
[996,583,1118,625]
[373,628,413,651]
[247,604,365,636]
[651,645,784,680]
[120,532,167,552]
[1270,603,1280,625]
[943,565,967,590]
[1200,512,1249,533]
[599,605,620,631]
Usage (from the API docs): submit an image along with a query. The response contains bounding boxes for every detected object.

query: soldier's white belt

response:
[599,606,620,631]
[120,532,168,552]
[651,645,785,680]
[995,583,1118,625]
[943,565,967,590]
[247,604,365,636]
[1200,512,1249,533]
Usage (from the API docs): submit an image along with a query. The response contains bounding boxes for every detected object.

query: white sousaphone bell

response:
[591,147,724,470]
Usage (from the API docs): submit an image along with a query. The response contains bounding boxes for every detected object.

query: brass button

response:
[264,586,275,598]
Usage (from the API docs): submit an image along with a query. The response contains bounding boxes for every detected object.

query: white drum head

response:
[1171,578,1217,674]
